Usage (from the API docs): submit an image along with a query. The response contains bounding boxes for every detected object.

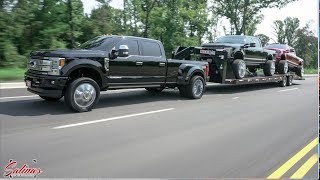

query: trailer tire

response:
[277,60,288,74]
[185,75,205,99]
[286,76,293,86]
[39,95,62,102]
[232,59,246,79]
[278,76,287,87]
[296,66,304,77]
[263,60,276,76]
[64,77,100,112]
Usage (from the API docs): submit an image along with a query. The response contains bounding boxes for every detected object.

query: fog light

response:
[51,81,55,85]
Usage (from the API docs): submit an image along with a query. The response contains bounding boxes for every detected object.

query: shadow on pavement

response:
[0,82,301,117]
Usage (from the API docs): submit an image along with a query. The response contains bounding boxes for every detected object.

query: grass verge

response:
[304,68,318,74]
[0,67,26,82]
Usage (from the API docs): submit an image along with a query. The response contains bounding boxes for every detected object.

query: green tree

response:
[211,0,298,35]
[66,0,85,48]
[256,34,270,47]
[294,23,317,69]
[273,17,300,46]
[273,20,286,44]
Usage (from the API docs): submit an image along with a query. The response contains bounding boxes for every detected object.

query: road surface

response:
[0,77,318,178]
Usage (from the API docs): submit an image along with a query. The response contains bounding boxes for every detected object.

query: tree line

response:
[0,0,317,69]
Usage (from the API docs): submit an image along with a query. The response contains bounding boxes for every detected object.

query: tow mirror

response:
[118,45,129,57]
[109,48,117,59]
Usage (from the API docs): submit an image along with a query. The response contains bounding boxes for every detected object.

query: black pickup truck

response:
[201,35,285,80]
[25,35,209,112]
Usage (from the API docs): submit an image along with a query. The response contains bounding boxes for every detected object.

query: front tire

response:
[277,60,288,74]
[185,75,205,99]
[232,59,246,79]
[39,95,62,102]
[296,66,304,77]
[64,77,100,112]
[264,60,276,76]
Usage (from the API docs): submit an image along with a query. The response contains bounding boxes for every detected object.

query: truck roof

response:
[99,35,162,44]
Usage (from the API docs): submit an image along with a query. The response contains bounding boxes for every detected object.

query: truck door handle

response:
[159,62,166,67]
[136,62,143,66]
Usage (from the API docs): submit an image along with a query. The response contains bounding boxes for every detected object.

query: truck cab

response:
[25,35,208,112]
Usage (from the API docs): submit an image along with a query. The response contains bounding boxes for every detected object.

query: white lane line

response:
[278,88,299,92]
[52,108,174,129]
[232,97,240,100]
[0,82,25,89]
[0,95,38,100]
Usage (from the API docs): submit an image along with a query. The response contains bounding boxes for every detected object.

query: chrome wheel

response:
[192,79,204,97]
[74,83,96,108]
[271,61,276,75]
[284,62,288,74]
[301,67,304,77]
[238,61,246,78]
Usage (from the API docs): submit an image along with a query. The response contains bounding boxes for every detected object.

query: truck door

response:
[252,37,265,61]
[244,37,263,66]
[108,39,141,85]
[138,40,167,84]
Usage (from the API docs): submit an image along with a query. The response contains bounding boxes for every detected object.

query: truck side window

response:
[141,41,162,57]
[117,40,140,55]
[253,38,262,47]
[245,37,254,44]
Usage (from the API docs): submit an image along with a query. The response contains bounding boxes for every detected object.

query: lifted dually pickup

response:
[25,35,209,112]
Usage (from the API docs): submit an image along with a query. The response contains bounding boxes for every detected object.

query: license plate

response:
[26,80,32,88]
[200,49,215,55]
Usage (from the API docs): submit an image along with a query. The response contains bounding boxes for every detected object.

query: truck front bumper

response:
[24,71,68,98]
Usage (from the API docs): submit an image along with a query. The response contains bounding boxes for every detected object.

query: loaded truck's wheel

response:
[232,59,246,79]
[286,75,293,86]
[64,77,100,112]
[296,66,304,77]
[39,95,62,102]
[278,76,287,87]
[263,60,276,76]
[184,75,205,99]
[277,60,288,74]
[145,87,164,93]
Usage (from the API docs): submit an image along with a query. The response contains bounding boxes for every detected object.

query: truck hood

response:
[30,49,108,58]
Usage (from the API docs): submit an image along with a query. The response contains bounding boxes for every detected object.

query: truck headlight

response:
[48,57,65,75]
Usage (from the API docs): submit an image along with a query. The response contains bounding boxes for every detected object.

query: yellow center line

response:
[290,153,318,179]
[267,137,318,179]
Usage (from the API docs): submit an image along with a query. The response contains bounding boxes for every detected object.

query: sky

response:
[81,0,318,42]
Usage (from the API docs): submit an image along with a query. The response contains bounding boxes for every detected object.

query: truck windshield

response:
[80,36,120,51]
[215,36,245,44]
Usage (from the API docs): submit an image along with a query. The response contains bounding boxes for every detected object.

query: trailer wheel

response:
[286,76,293,86]
[278,76,287,87]
[64,77,100,112]
[39,96,62,102]
[145,87,164,93]
[277,60,288,74]
[263,60,276,76]
[232,59,246,79]
[185,75,205,99]
[296,66,304,77]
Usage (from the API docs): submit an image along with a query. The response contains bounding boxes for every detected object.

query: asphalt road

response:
[0,77,318,178]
